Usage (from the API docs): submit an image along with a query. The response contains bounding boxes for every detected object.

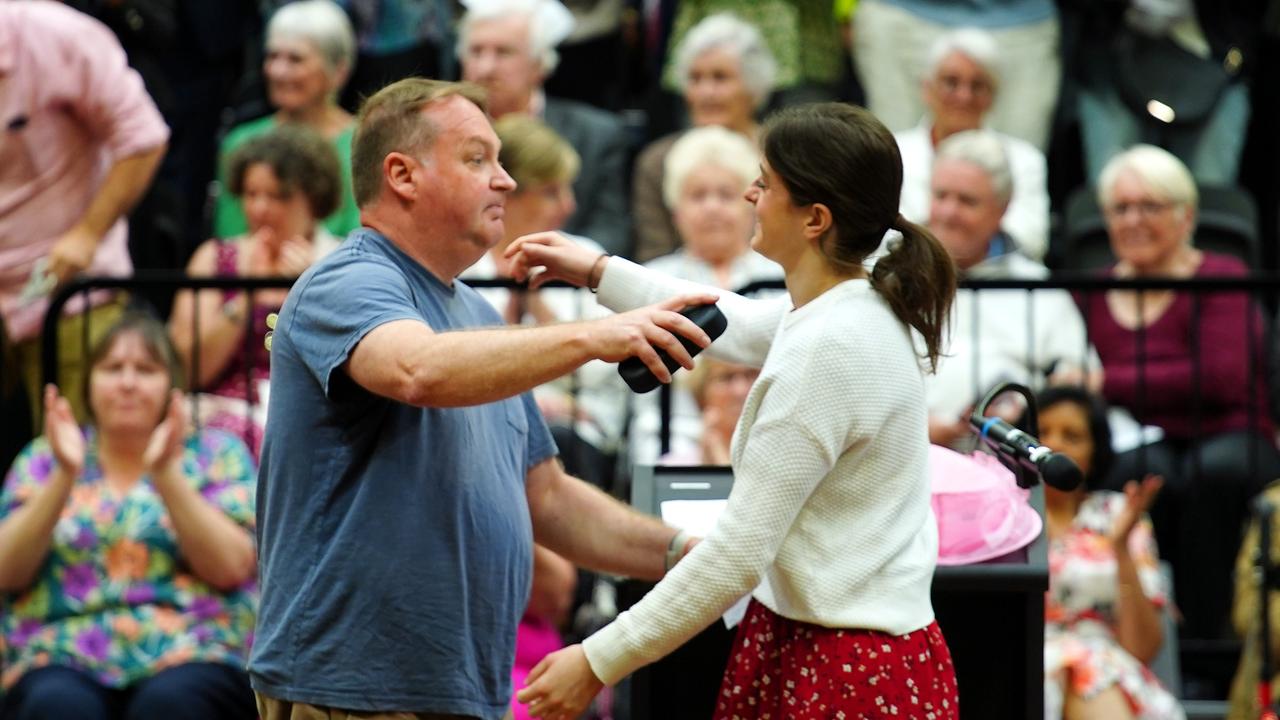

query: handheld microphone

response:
[970,415,1084,491]
[618,303,727,394]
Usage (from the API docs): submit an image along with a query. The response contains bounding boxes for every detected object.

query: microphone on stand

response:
[969,414,1083,491]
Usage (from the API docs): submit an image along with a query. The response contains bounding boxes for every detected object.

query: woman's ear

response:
[803,202,834,242]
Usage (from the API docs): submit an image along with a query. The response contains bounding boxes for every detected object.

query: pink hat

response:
[929,444,1043,566]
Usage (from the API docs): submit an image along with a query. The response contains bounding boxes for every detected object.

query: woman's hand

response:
[143,390,189,479]
[275,235,314,278]
[504,232,603,289]
[43,384,84,476]
[516,644,605,720]
[1108,474,1163,550]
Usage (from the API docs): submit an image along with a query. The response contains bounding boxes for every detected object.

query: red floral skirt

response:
[714,599,959,719]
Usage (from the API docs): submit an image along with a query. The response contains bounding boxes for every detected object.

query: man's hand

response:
[47,226,100,286]
[516,644,605,720]
[590,294,718,384]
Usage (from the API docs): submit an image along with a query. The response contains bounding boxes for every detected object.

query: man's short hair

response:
[934,130,1013,204]
[456,0,574,75]
[351,78,489,207]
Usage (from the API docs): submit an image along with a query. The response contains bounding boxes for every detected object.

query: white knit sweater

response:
[583,258,939,686]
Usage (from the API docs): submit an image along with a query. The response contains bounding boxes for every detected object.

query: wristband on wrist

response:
[587,253,611,293]
[664,528,691,572]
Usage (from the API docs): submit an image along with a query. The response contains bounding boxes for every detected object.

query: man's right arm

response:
[344,292,716,408]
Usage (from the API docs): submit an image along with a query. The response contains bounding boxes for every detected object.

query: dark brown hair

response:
[227,124,343,220]
[351,78,489,206]
[82,312,183,422]
[760,103,957,371]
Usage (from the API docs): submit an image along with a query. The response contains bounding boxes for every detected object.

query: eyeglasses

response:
[933,74,994,99]
[1103,200,1175,219]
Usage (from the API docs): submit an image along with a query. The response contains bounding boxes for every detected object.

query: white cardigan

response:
[895,121,1050,261]
[582,258,939,686]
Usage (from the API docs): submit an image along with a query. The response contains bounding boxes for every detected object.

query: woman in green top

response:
[212,0,361,239]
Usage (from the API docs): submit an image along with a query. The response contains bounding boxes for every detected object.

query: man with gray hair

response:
[458,0,631,256]
[895,28,1050,261]
[923,129,1094,448]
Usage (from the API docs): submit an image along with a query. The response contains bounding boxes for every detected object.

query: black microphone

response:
[970,415,1084,491]
[618,303,727,393]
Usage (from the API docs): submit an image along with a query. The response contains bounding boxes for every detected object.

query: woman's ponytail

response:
[870,215,957,373]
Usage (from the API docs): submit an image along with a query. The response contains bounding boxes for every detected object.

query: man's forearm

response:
[71,145,166,239]
[530,466,676,582]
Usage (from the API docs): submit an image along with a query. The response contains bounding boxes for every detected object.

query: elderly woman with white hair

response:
[1081,144,1280,647]
[895,28,1050,261]
[631,126,782,466]
[631,13,777,263]
[212,0,360,239]
[923,130,1091,448]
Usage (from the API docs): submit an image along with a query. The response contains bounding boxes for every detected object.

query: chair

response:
[1059,185,1262,272]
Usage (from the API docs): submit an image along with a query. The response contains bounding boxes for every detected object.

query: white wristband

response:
[664,529,690,573]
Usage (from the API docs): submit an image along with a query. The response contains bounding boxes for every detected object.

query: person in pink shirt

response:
[0,1,169,426]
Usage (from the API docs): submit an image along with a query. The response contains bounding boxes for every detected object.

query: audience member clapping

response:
[632,13,776,262]
[895,29,1049,260]
[458,0,631,256]
[170,126,343,459]
[1080,144,1280,644]
[212,0,360,240]
[924,130,1090,448]
[0,314,257,719]
[660,358,760,466]
[1033,387,1182,720]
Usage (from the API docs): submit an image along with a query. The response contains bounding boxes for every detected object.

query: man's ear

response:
[383,152,419,201]
[803,202,834,242]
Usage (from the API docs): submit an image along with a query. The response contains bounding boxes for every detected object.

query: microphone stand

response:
[969,381,1041,490]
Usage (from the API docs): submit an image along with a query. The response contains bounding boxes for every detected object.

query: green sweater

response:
[212,116,361,239]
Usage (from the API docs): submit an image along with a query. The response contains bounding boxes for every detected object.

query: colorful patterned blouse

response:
[0,429,257,691]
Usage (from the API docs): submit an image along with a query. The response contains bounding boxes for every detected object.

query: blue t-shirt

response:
[248,229,558,717]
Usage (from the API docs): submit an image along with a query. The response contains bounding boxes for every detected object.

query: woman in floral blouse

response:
[0,313,258,719]
[1036,386,1183,719]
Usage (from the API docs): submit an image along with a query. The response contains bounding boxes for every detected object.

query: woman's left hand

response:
[515,644,604,719]
[143,389,188,478]
[1108,474,1163,550]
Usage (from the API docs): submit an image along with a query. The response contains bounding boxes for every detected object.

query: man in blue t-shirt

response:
[249,78,714,720]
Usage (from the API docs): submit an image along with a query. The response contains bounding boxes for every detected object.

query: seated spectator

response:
[632,127,782,465]
[0,313,257,719]
[458,0,631,256]
[170,126,343,459]
[894,29,1049,261]
[460,115,626,486]
[1033,387,1183,720]
[1080,144,1280,644]
[0,2,168,430]
[924,130,1090,449]
[852,0,1060,151]
[660,357,760,466]
[660,0,843,108]
[212,0,360,239]
[632,13,777,262]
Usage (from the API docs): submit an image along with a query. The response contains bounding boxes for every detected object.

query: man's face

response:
[413,96,517,253]
[928,157,1007,270]
[461,15,543,118]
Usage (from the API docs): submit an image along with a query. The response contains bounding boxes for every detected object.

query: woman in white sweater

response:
[507,103,961,720]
